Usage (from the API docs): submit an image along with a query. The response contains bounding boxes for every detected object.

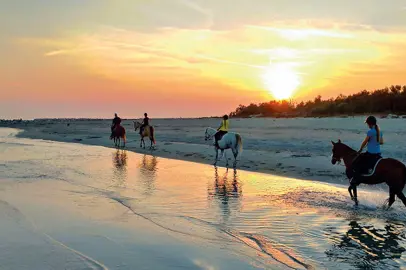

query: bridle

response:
[332,151,360,168]
[204,128,213,141]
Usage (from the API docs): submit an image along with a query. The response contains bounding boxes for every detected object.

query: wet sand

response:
[1,128,406,269]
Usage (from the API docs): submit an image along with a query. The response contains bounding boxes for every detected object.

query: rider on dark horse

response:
[140,113,149,135]
[350,115,384,186]
[214,115,229,148]
[111,113,121,135]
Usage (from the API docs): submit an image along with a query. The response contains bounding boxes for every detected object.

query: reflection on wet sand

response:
[326,220,406,269]
[208,167,242,223]
[137,155,158,196]
[112,149,128,186]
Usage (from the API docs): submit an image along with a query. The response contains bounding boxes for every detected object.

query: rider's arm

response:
[217,121,223,131]
[358,136,369,153]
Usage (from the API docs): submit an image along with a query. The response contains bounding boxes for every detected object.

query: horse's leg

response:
[396,192,406,207]
[220,149,224,160]
[386,188,396,210]
[232,147,238,168]
[352,185,359,206]
[214,147,218,166]
[348,186,354,199]
[224,151,229,168]
[348,185,358,205]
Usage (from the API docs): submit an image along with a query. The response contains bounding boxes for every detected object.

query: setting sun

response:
[262,63,301,100]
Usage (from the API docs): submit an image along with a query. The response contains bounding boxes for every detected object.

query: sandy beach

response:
[2,127,406,269]
[3,116,406,184]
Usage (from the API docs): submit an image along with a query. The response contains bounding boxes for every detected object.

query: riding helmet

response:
[365,115,377,125]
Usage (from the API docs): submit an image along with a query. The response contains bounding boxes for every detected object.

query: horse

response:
[204,127,243,168]
[110,125,126,148]
[133,121,156,149]
[331,140,406,209]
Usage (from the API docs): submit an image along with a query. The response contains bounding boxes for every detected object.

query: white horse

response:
[204,127,243,168]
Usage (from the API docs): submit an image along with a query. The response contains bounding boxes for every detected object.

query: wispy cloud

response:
[246,25,353,40]
[196,54,265,69]
[14,19,406,102]
[176,0,214,28]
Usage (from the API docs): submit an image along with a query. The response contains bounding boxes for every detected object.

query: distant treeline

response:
[230,85,406,118]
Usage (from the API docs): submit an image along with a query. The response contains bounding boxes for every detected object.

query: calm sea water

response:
[1,128,406,270]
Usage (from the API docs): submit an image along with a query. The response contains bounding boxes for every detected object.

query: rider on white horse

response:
[214,115,229,148]
[205,116,242,168]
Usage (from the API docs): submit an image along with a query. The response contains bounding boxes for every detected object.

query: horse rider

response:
[350,115,384,186]
[111,113,121,133]
[140,113,149,135]
[214,115,229,148]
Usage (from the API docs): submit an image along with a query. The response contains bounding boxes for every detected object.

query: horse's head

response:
[133,121,140,131]
[331,139,344,165]
[204,127,215,141]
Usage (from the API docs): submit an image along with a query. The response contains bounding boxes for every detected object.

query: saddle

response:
[355,154,382,176]
[140,125,150,134]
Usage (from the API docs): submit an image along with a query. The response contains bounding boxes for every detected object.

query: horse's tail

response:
[236,133,243,159]
[150,126,156,144]
[122,126,126,142]
[403,165,406,190]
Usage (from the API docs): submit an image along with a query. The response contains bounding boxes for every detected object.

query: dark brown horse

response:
[331,140,406,209]
[110,125,126,148]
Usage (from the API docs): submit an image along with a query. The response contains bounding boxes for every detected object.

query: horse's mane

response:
[337,142,357,153]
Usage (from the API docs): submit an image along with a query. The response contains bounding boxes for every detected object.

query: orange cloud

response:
[12,20,406,113]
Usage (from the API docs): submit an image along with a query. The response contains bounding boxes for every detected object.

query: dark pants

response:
[350,152,381,185]
[214,131,227,147]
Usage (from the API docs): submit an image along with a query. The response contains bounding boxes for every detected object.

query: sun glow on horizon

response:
[262,63,301,100]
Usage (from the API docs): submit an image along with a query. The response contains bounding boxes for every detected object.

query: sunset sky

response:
[1,0,406,118]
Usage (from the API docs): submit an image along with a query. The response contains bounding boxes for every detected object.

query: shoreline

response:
[1,120,348,184]
[5,115,406,186]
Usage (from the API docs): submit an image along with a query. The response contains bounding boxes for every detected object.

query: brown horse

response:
[133,121,156,149]
[331,140,406,209]
[110,125,126,148]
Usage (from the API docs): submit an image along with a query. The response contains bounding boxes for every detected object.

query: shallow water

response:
[1,128,406,269]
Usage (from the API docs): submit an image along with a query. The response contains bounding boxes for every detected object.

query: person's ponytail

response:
[375,124,380,143]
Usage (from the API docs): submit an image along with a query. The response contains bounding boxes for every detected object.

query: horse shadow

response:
[325,220,406,269]
[207,167,242,223]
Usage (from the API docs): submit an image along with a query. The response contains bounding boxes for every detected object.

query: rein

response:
[341,151,360,169]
